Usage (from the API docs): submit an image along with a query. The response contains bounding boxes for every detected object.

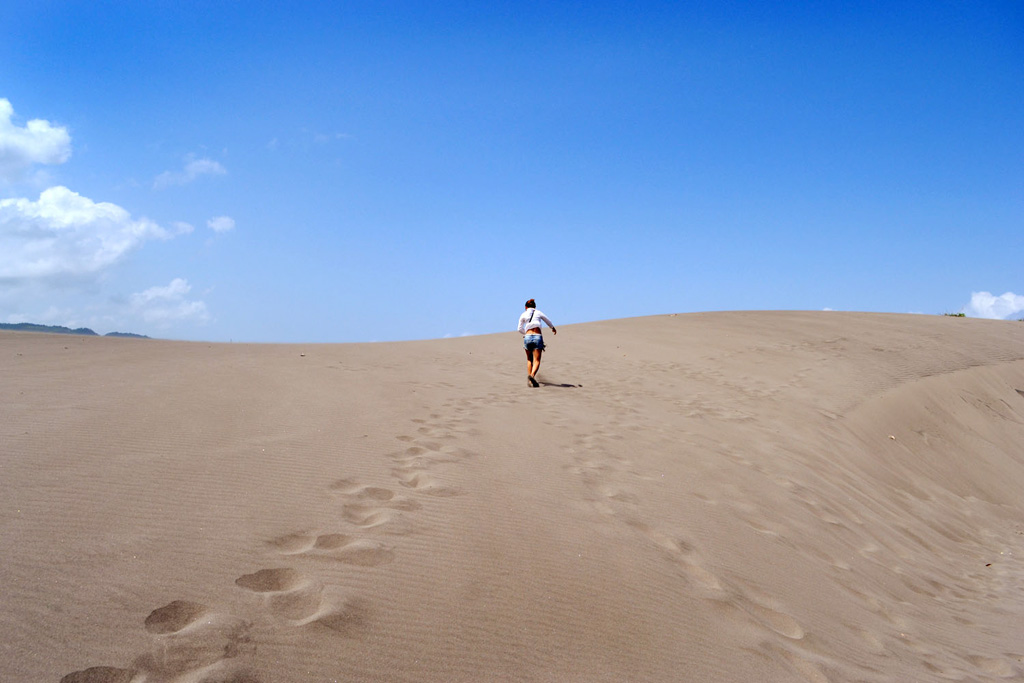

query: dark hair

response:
[525,299,536,308]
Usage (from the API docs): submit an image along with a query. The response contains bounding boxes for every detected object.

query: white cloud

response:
[964,291,1024,320]
[130,278,209,325]
[0,101,214,336]
[0,98,72,182]
[207,215,235,233]
[0,186,169,281]
[153,155,226,189]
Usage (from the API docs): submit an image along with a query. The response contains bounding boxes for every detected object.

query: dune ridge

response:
[1,311,1022,682]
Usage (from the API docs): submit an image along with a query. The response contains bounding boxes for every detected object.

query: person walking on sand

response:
[518,298,557,387]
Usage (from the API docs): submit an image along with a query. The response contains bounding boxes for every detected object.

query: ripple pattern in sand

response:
[60,399,481,682]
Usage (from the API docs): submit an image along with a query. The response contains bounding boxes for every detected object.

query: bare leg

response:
[531,349,543,379]
[525,348,542,386]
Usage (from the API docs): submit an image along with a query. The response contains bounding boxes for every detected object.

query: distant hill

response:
[104,331,150,338]
[0,323,149,338]
[0,322,98,335]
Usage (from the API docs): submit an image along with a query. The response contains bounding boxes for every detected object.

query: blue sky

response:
[1,1,1021,342]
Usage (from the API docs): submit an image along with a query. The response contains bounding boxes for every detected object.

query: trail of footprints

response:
[569,432,780,620]
[64,383,1024,682]
[574,432,984,681]
[548,396,840,683]
[62,409,473,683]
[557,392,1024,682]
[60,604,258,683]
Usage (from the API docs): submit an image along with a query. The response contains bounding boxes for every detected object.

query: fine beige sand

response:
[2,311,1023,683]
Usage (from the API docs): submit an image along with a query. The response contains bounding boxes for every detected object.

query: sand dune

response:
[2,311,1023,682]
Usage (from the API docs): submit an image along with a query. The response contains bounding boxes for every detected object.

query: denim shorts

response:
[523,334,545,351]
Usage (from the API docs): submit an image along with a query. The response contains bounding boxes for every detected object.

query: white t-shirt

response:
[518,308,555,336]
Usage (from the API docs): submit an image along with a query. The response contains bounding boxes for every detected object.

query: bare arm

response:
[538,314,557,334]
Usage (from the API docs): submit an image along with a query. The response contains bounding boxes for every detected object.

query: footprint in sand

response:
[309,596,371,637]
[739,600,805,640]
[392,448,461,469]
[235,567,305,593]
[625,520,726,594]
[353,486,396,501]
[327,478,424,535]
[67,482,407,680]
[143,599,208,634]
[312,532,350,549]
[966,655,1020,678]
[393,442,475,466]
[321,537,394,566]
[342,504,401,529]
[395,470,463,497]
[266,585,326,622]
[267,533,395,566]
[415,423,459,439]
[767,643,831,683]
[329,479,395,500]
[331,479,423,509]
[134,618,256,679]
[234,562,371,637]
[629,518,809,644]
[63,603,257,683]
[267,532,318,554]
[61,668,134,683]
[596,483,639,505]
[852,626,887,655]
[236,567,335,625]
[235,568,321,622]
[388,412,478,493]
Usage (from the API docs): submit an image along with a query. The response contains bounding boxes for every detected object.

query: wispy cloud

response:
[963,291,1024,320]
[206,215,235,233]
[153,155,226,189]
[0,98,71,183]
[129,278,209,326]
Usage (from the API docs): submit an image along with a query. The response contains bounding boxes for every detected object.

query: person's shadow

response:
[538,381,581,388]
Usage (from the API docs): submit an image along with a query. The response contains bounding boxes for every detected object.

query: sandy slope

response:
[1,311,1023,682]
